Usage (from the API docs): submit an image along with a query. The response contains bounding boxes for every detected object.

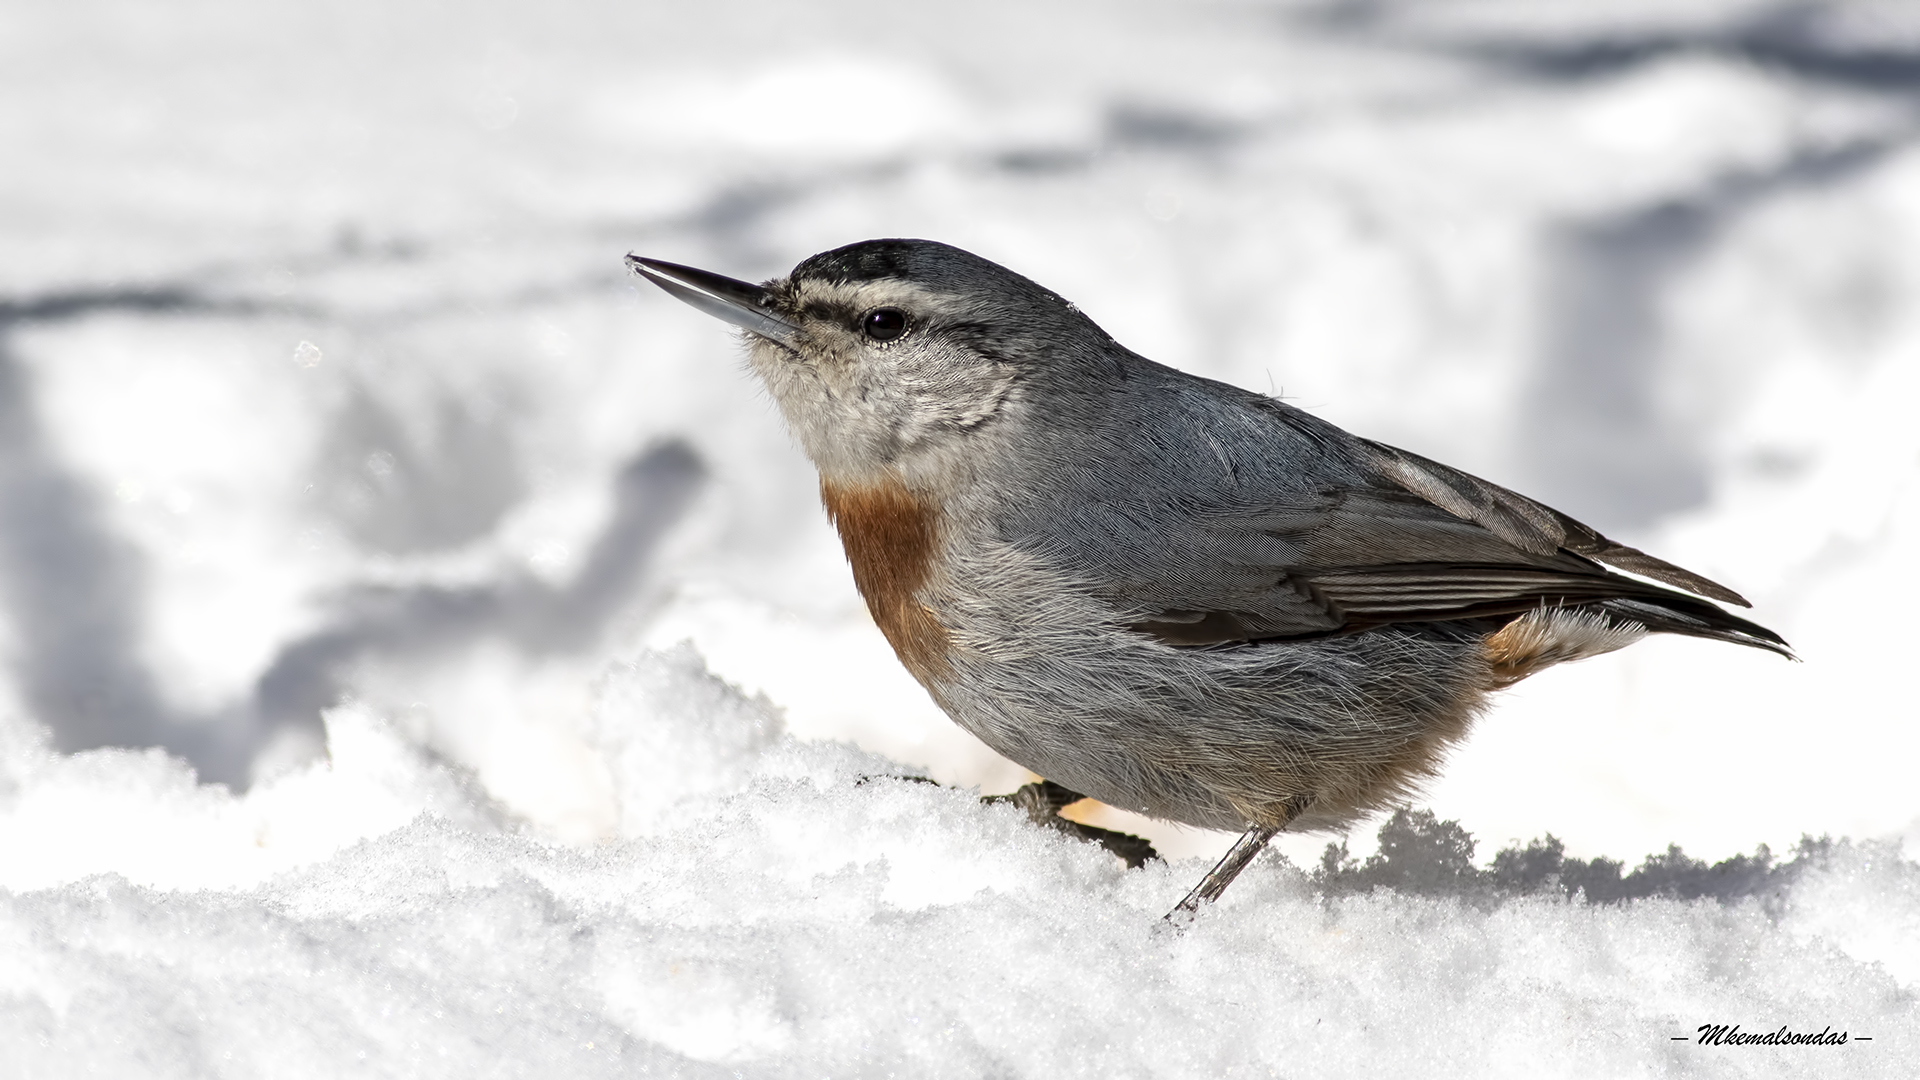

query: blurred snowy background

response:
[3,0,1918,1075]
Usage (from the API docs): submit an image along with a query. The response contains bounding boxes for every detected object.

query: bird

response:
[626,239,1791,923]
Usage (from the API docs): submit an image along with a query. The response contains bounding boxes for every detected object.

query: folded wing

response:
[1110,425,1788,656]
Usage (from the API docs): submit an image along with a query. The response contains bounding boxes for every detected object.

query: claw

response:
[986,781,1160,869]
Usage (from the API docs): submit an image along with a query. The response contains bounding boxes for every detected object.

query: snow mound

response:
[3,647,1915,1078]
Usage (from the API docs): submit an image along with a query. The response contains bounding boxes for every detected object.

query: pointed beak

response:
[626,255,801,344]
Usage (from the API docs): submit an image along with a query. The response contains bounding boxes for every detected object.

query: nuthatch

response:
[628,239,1790,923]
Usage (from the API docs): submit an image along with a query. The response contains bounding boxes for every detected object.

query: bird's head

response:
[629,239,1108,486]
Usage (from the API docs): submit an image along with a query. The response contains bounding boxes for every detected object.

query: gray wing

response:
[1102,423,1777,650]
[1356,440,1748,605]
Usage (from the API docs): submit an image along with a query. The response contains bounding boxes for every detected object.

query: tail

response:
[1597,595,1795,660]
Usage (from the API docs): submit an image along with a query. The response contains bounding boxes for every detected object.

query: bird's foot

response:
[985,780,1160,869]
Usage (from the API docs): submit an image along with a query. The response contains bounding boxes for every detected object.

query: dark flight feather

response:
[1114,420,1788,657]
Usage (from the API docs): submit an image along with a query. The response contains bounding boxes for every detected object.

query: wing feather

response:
[1042,390,1779,652]
[1360,440,1751,606]
[1111,430,1776,648]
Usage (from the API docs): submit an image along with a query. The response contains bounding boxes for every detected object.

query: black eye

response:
[861,308,908,342]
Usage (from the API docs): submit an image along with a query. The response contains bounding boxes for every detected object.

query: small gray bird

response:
[627,239,1791,922]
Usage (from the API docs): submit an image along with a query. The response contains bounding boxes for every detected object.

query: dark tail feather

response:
[1601,597,1795,660]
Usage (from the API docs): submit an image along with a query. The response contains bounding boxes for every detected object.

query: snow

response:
[4,653,1915,1076]
[3,0,1919,1074]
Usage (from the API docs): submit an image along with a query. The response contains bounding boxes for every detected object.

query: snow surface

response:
[4,651,1916,1077]
[3,0,1919,1075]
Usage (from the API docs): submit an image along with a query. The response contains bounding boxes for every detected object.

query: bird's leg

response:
[1162,823,1283,928]
[985,780,1160,869]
